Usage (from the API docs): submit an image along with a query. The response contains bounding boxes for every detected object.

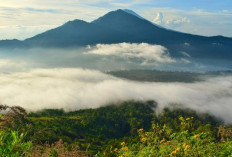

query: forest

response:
[0,101,232,156]
[108,70,232,83]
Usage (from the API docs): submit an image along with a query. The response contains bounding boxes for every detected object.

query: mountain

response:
[24,19,130,47]
[0,39,23,48]
[0,9,232,59]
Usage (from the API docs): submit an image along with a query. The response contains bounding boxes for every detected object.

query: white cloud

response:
[0,59,17,68]
[152,12,163,25]
[184,43,190,46]
[0,59,27,70]
[180,51,191,58]
[0,25,56,40]
[86,43,176,64]
[0,68,232,123]
[142,8,232,37]
[152,12,190,28]
[166,17,190,28]
[0,2,110,40]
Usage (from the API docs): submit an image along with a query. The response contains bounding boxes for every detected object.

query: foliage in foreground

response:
[0,129,31,157]
[116,117,232,157]
[0,102,232,156]
[28,139,87,157]
[0,105,86,157]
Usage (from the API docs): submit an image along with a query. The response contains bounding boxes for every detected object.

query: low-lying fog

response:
[0,43,231,72]
[0,68,232,123]
[0,43,232,123]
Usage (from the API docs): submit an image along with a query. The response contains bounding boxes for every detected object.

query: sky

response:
[0,0,232,40]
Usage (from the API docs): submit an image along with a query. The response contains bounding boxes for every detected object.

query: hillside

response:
[1,102,232,156]
[107,69,232,82]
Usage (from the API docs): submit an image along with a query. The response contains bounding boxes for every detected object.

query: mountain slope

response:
[24,19,130,47]
[92,10,232,58]
[0,39,24,48]
[0,9,231,59]
[92,9,185,43]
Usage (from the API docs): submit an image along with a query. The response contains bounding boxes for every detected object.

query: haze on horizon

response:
[0,0,232,40]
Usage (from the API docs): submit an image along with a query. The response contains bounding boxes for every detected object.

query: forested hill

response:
[1,101,232,156]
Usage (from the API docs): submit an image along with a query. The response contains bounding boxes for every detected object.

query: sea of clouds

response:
[85,43,177,65]
[0,43,232,123]
[0,68,232,123]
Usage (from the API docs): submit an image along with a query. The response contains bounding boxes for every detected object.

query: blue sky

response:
[142,0,232,11]
[0,0,232,40]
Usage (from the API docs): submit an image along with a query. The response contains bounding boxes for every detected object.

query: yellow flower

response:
[114,148,118,151]
[170,151,175,155]
[121,142,126,146]
[194,134,199,138]
[170,148,180,155]
[191,117,194,119]
[184,145,190,151]
[122,146,128,151]
[179,116,184,121]
[160,139,165,143]
[141,137,147,142]
[137,128,143,132]
[183,143,186,147]
[186,118,191,121]
[166,141,171,144]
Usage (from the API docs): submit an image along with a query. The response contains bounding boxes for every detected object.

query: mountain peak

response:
[91,9,165,40]
[122,9,145,20]
[92,9,153,26]
[92,9,132,23]
[102,9,147,20]
[109,9,128,14]
[64,19,88,26]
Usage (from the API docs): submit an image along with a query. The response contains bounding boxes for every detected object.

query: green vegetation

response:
[108,69,232,83]
[108,70,203,82]
[0,101,232,156]
[0,130,31,157]
[26,101,155,156]
[117,118,232,157]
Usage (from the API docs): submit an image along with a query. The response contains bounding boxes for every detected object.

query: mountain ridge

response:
[0,9,231,59]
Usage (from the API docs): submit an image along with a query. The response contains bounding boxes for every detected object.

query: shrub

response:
[116,116,232,157]
[0,129,31,157]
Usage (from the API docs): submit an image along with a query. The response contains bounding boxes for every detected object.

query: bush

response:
[116,116,232,157]
[0,129,31,157]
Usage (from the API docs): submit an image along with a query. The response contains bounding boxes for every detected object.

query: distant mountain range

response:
[1,9,232,59]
